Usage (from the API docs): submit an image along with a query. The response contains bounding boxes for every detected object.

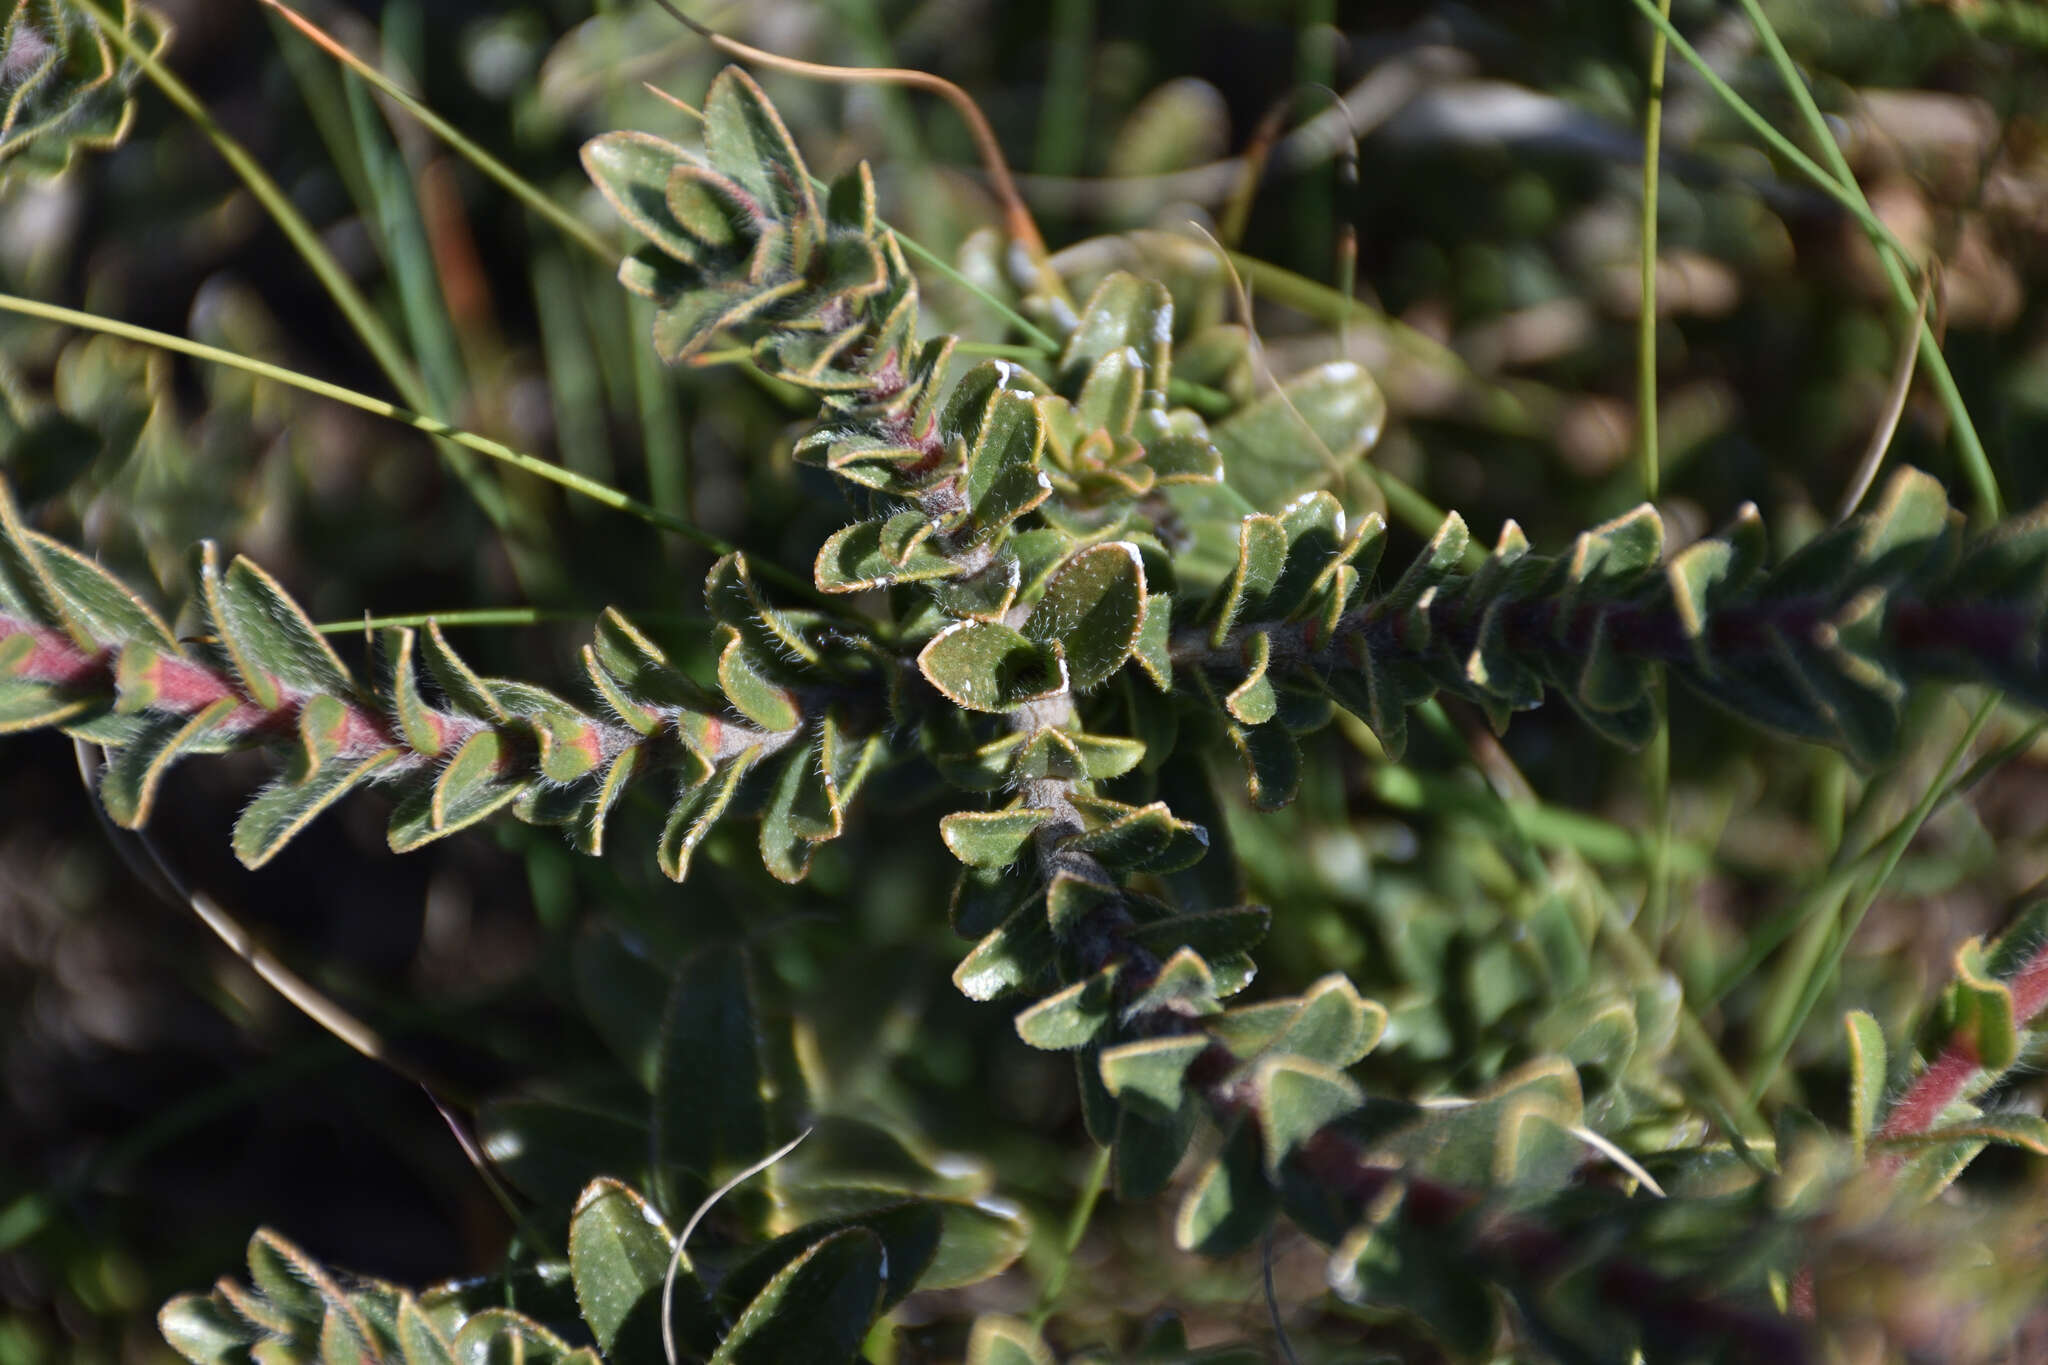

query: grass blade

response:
[0,291,837,609]
[257,0,614,263]
[67,0,532,554]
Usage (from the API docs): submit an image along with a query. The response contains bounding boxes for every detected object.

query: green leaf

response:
[815,515,964,593]
[569,1179,715,1365]
[1382,512,1471,615]
[1132,589,1174,689]
[919,1198,1030,1290]
[707,1228,883,1365]
[653,279,805,364]
[385,628,447,755]
[1074,345,1144,437]
[202,546,353,711]
[950,862,1036,938]
[966,1315,1055,1365]
[159,1294,260,1365]
[1059,273,1172,395]
[705,555,819,667]
[580,132,698,263]
[1209,515,1288,647]
[1946,936,2019,1072]
[1174,1122,1274,1256]
[234,747,401,869]
[1253,1054,1363,1177]
[573,927,671,1090]
[759,739,838,883]
[1126,906,1272,963]
[1208,974,1385,1068]
[917,621,1065,714]
[1013,966,1120,1050]
[1845,1009,1887,1164]
[1107,77,1229,179]
[406,729,523,848]
[1023,542,1147,690]
[666,166,752,260]
[702,65,819,229]
[1324,634,1408,758]
[1210,362,1386,511]
[1223,630,1276,725]
[1330,1213,1500,1358]
[0,0,166,180]
[419,621,507,722]
[1876,1114,2048,1155]
[478,1097,648,1212]
[658,753,754,882]
[1044,867,1116,937]
[929,553,1023,622]
[1226,719,1299,811]
[1072,730,1146,779]
[1115,1091,1199,1200]
[568,747,640,857]
[450,1309,582,1365]
[99,697,239,828]
[0,660,94,734]
[653,945,768,1214]
[29,531,179,651]
[1100,1035,1210,1117]
[1011,725,1085,782]
[716,1203,939,1319]
[1370,1059,1583,1187]
[964,390,1050,539]
[396,1296,455,1365]
[1267,490,1349,619]
[1126,950,1224,1027]
[954,899,1056,1002]
[940,807,1052,868]
[244,1229,338,1327]
[592,610,707,714]
[718,633,801,732]
[1067,799,1209,875]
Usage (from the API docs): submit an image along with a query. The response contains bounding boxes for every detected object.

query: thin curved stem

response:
[660,1129,811,1365]
[644,0,1057,282]
[1836,272,1932,524]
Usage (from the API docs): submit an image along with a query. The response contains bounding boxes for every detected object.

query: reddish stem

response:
[1871,936,2048,1165]
[4,610,403,758]
[1874,1041,1979,1150]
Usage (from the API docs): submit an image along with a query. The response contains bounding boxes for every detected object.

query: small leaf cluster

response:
[160,1177,949,1365]
[162,932,1031,1365]
[0,0,164,181]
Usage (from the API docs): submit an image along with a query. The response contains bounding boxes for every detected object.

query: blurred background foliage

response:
[4,0,2048,1361]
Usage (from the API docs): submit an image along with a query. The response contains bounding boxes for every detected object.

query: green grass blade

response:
[264,9,377,238]
[1034,0,1094,181]
[532,248,617,491]
[68,0,528,548]
[257,0,614,263]
[1625,0,2001,520]
[0,292,838,609]
[1744,696,2000,1101]
[1638,1,1675,944]
[1726,0,2001,521]
[344,70,468,416]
